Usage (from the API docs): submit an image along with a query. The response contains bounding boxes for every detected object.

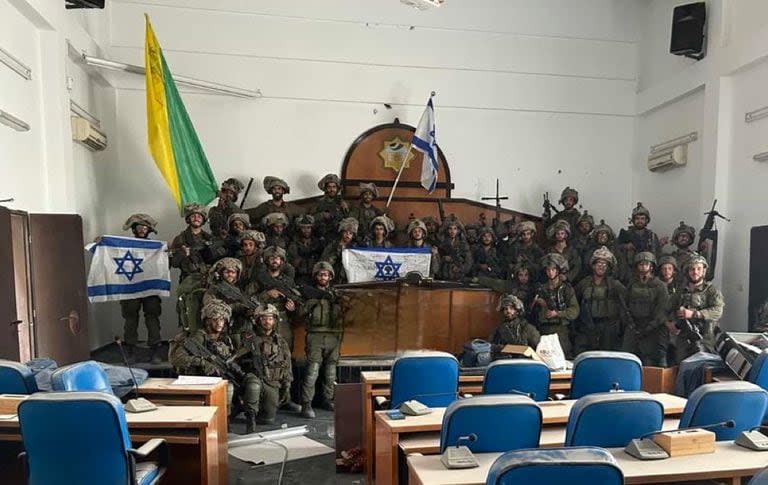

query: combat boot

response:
[149,345,163,365]
[319,400,335,412]
[281,400,302,413]
[301,403,316,419]
[245,413,257,434]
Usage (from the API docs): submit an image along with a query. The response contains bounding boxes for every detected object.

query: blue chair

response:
[18,392,166,485]
[486,447,623,485]
[440,395,541,453]
[570,351,642,399]
[0,359,38,394]
[749,465,768,484]
[678,381,768,440]
[390,351,459,409]
[748,350,768,422]
[565,392,663,447]
[51,360,113,394]
[482,360,550,401]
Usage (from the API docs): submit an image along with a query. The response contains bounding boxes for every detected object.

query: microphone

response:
[441,432,480,469]
[625,420,734,460]
[508,389,536,399]
[115,337,141,397]
[455,433,478,448]
[115,337,156,413]
[638,420,735,441]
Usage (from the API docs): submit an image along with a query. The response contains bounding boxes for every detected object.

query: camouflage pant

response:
[120,296,162,347]
[538,323,571,360]
[241,373,280,421]
[622,324,668,367]
[301,332,341,404]
[573,318,622,355]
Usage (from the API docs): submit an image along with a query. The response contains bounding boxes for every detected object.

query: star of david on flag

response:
[342,247,432,284]
[113,250,144,281]
[374,255,402,281]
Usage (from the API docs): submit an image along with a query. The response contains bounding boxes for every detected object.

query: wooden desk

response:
[376,393,686,485]
[362,369,572,484]
[407,441,768,485]
[0,406,220,485]
[138,378,228,485]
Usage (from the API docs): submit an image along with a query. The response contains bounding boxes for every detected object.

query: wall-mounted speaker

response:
[670,2,706,60]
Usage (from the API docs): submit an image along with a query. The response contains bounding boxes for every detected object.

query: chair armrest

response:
[129,438,167,459]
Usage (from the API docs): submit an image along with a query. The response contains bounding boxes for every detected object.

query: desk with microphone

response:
[625,420,735,460]
[441,433,479,469]
[115,337,157,413]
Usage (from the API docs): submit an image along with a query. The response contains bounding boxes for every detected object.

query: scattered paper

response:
[228,435,333,466]
[171,375,222,385]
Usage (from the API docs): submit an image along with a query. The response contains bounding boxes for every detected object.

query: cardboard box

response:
[0,394,29,414]
[500,345,542,361]
[642,366,678,394]
[653,428,716,457]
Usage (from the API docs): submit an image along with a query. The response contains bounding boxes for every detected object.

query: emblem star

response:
[374,255,402,281]
[113,250,144,281]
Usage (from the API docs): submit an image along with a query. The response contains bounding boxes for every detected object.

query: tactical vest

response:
[250,333,291,383]
[304,294,343,333]
[627,280,659,321]
[581,281,619,319]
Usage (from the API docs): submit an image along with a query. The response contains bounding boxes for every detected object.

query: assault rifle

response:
[181,338,245,387]
[301,284,336,302]
[261,276,305,306]
[698,199,730,281]
[542,192,559,221]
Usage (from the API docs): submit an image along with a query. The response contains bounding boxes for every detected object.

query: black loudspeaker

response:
[670,2,706,60]
[65,0,105,9]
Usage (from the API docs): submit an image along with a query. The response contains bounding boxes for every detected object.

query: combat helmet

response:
[338,217,359,235]
[577,210,595,229]
[634,251,656,266]
[295,214,315,227]
[227,213,250,229]
[122,213,158,234]
[263,245,287,260]
[183,203,208,223]
[559,186,579,205]
[497,294,525,313]
[255,303,279,318]
[546,220,571,240]
[210,257,243,277]
[592,219,615,241]
[590,246,617,268]
[683,253,708,271]
[317,173,342,191]
[263,176,290,194]
[312,261,335,279]
[658,255,678,271]
[201,299,232,322]
[359,182,379,198]
[370,215,395,234]
[631,202,651,223]
[541,253,569,273]
[516,220,537,235]
[239,230,266,245]
[407,219,428,236]
[672,221,696,247]
[220,178,245,199]
[263,212,289,228]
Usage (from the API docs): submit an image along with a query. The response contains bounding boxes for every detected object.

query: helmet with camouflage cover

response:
[227,212,250,229]
[317,173,342,191]
[338,217,359,235]
[510,262,532,277]
[255,303,279,318]
[683,253,708,271]
[577,210,595,229]
[210,257,243,277]
[516,220,537,235]
[295,214,315,227]
[592,219,615,241]
[559,186,579,205]
[422,216,440,228]
[672,221,696,246]
[497,294,525,313]
[263,245,287,260]
[546,219,571,240]
[407,219,428,236]
[541,253,569,272]
[359,182,379,198]
[440,214,465,236]
[478,226,496,241]
[658,255,678,271]
[312,261,335,279]
[634,251,656,266]
[263,176,290,194]
[220,178,245,199]
[631,202,651,223]
[183,203,208,223]
[590,246,617,268]
[122,213,158,234]
[262,212,289,228]
[239,230,266,244]
[201,299,232,323]
[370,215,395,234]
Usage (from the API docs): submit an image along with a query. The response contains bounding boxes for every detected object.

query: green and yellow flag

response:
[145,15,217,209]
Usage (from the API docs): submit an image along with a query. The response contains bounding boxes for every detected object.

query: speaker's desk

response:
[0,405,221,485]
[375,393,686,485]
[407,441,768,485]
[362,369,572,484]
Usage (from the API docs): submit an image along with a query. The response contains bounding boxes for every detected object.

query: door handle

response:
[60,311,81,335]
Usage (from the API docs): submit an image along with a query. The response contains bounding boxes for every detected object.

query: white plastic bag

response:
[536,333,566,370]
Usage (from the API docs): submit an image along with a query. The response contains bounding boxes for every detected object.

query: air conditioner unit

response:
[71,116,107,151]
[648,145,687,172]
[401,0,444,10]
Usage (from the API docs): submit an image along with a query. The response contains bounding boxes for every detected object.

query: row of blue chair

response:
[0,359,112,395]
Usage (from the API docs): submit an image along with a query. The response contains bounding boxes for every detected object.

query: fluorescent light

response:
[0,46,32,80]
[753,151,768,162]
[650,132,698,155]
[81,54,261,99]
[745,106,768,123]
[0,109,30,131]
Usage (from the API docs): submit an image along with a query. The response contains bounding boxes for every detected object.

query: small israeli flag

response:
[85,235,171,303]
[342,247,432,284]
[411,95,438,193]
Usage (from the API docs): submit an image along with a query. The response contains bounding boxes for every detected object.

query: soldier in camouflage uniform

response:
[474,262,536,313]
[572,211,594,254]
[657,255,679,297]
[220,212,251,257]
[533,253,580,359]
[407,219,440,278]
[471,227,502,278]
[422,216,441,247]
[119,214,163,363]
[546,220,582,283]
[583,220,629,284]
[263,212,290,249]
[437,215,473,281]
[238,230,266,296]
[665,254,725,363]
[320,217,359,284]
[505,221,544,281]
[208,177,246,239]
[255,246,300,351]
[622,252,669,366]
[465,224,481,248]
[489,294,540,361]
[348,183,383,233]
[246,176,302,230]
[287,215,324,285]
[239,304,299,431]
[665,221,697,272]
[545,187,581,236]
[311,174,349,242]
[203,257,255,348]
[364,215,395,249]
[617,203,661,268]
[573,246,627,354]
[299,262,345,418]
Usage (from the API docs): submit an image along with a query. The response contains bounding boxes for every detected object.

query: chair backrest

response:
[570,351,642,399]
[749,465,768,485]
[565,392,663,447]
[748,351,768,424]
[51,360,113,394]
[18,392,133,485]
[0,359,38,394]
[482,360,551,401]
[440,395,541,453]
[486,446,623,485]
[678,381,768,440]
[390,351,459,409]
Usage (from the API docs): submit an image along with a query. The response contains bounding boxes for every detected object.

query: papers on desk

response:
[171,375,223,385]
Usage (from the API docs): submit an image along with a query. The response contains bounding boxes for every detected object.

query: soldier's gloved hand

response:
[200,360,218,376]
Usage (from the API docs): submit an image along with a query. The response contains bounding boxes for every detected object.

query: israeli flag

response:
[342,247,432,284]
[85,235,171,303]
[411,95,438,192]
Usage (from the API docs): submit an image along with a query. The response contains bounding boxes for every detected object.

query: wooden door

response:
[28,213,89,364]
[0,206,20,360]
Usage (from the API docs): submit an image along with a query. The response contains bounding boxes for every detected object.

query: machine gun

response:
[262,277,305,306]
[698,199,730,281]
[675,317,704,345]
[542,192,559,221]
[301,284,337,302]
[181,338,245,387]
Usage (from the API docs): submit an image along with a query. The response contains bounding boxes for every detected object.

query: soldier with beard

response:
[208,178,246,239]
[664,221,698,272]
[572,211,594,261]
[437,216,473,281]
[263,212,290,249]
[505,221,544,281]
[220,213,250,257]
[618,203,661,267]
[312,174,349,242]
[203,257,255,348]
[471,227,502,278]
[246,176,302,229]
[320,217,359,284]
[348,183,383,233]
[546,220,581,283]
[254,246,300,351]
[545,186,581,237]
[489,294,540,360]
[238,230,266,296]
[287,215,324,285]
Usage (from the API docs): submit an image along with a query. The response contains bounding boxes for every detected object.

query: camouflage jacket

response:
[169,329,236,375]
[349,203,383,234]
[437,237,473,281]
[547,244,582,283]
[574,276,626,321]
[238,254,264,296]
[470,244,502,278]
[535,281,580,327]
[504,242,544,279]
[299,285,343,334]
[240,327,293,385]
[320,240,352,284]
[255,266,300,317]
[547,208,581,236]
[626,276,668,330]
[666,281,724,329]
[311,196,349,239]
[287,236,324,282]
[203,282,254,321]
[489,317,541,352]
[407,241,439,278]
[170,227,220,282]
[246,200,302,231]
[208,201,245,239]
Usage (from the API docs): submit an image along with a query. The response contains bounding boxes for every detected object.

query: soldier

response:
[533,253,580,359]
[263,212,290,249]
[465,224,481,248]
[311,174,349,242]
[221,213,251,257]
[437,216,473,281]
[208,177,246,238]
[665,254,724,363]
[572,211,594,256]
[657,255,679,297]
[473,262,535,312]
[546,186,581,235]
[505,221,544,281]
[203,257,255,348]
[119,213,163,363]
[617,203,661,266]
[622,252,669,367]
[238,230,266,296]
[348,183,383,233]
[365,215,395,249]
[239,304,299,431]
[583,220,629,284]
[407,219,440,278]
[255,246,300,351]
[422,216,441,247]
[573,246,627,354]
[299,262,346,418]
[287,215,324,285]
[665,221,697,272]
[246,176,302,229]
[320,217,359,284]
[546,220,582,283]
[489,294,540,360]
[471,227,502,278]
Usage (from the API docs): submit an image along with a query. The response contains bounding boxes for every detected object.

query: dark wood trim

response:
[344,179,455,190]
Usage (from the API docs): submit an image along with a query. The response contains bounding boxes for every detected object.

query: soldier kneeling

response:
[489,294,540,360]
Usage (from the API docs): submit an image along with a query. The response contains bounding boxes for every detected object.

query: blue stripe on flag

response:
[87,279,171,297]
[90,236,164,252]
[349,246,432,254]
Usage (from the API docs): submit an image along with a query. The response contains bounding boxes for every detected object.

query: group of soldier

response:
[117,176,725,430]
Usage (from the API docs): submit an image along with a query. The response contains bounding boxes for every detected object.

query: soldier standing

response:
[299,262,345,418]
[657,255,679,297]
[505,221,544,281]
[422,216,442,247]
[437,216,473,281]
[203,258,255,348]
[489,294,540,360]
[255,246,300,351]
[533,253,580,359]
[546,186,581,235]
[287,215,324,285]
[208,178,246,239]
[263,212,290,249]
[238,230,266,296]
[349,183,383,233]
[573,246,627,354]
[320,217,359,284]
[665,221,697,272]
[546,220,582,283]
[471,227,502,278]
[407,219,440,278]
[221,213,251,257]
[311,174,349,242]
[583,220,629,284]
[364,215,395,249]
[119,214,163,363]
[618,203,661,266]
[665,254,724,363]
[246,176,302,229]
[622,252,669,366]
